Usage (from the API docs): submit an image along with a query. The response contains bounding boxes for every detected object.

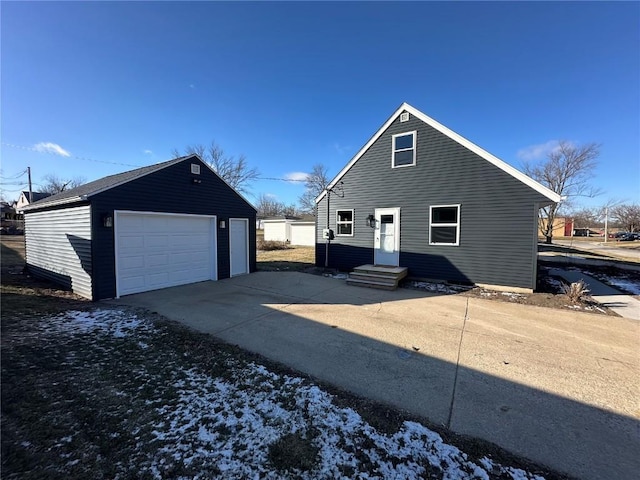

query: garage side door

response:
[229,218,249,277]
[116,212,216,296]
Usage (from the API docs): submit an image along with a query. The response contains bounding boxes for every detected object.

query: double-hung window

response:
[429,205,460,245]
[336,210,354,236]
[392,131,416,168]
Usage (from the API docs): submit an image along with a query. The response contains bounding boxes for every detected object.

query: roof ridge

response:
[316,103,561,204]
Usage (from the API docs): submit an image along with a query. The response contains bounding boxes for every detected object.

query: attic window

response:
[191,164,201,175]
[392,131,416,168]
[400,112,410,122]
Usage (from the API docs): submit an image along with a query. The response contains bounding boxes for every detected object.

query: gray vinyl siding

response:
[317,114,551,290]
[24,205,92,299]
[89,158,256,300]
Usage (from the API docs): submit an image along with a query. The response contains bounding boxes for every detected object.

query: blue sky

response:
[2,1,638,209]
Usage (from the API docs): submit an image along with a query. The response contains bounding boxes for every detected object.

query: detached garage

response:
[23,155,256,300]
[263,215,316,246]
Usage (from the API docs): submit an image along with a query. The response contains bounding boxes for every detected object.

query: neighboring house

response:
[15,191,51,212]
[263,215,316,246]
[1,202,16,220]
[314,103,561,292]
[23,155,256,300]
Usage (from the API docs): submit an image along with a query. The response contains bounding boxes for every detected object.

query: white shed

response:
[263,216,315,246]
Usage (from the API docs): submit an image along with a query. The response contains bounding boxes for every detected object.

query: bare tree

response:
[255,194,300,217]
[255,194,284,217]
[523,141,601,243]
[40,174,86,194]
[172,141,259,195]
[570,207,601,230]
[298,164,329,214]
[610,203,640,232]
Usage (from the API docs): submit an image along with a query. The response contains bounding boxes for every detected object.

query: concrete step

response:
[348,272,398,284]
[352,264,408,280]
[348,264,408,291]
[346,278,398,290]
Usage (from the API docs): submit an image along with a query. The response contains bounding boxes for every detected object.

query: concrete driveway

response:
[113,272,639,480]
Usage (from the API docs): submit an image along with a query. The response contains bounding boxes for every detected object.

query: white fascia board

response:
[316,102,562,204]
[22,196,87,211]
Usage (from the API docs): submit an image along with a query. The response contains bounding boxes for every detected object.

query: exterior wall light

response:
[366,214,376,228]
[219,220,226,229]
[102,214,113,228]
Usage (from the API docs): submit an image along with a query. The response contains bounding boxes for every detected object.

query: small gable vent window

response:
[191,164,201,175]
[430,205,460,246]
[336,209,354,236]
[400,112,410,122]
[392,131,416,168]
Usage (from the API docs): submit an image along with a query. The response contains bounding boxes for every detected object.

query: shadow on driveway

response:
[111,271,640,480]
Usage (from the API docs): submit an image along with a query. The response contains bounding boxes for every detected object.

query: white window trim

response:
[336,209,354,237]
[429,204,460,246]
[391,130,417,168]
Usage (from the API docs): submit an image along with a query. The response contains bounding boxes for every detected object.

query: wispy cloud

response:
[284,172,309,182]
[517,140,564,161]
[33,142,71,157]
[264,193,278,199]
[143,149,153,155]
[333,143,351,155]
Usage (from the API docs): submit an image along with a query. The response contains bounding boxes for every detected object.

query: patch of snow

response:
[324,272,349,279]
[601,277,640,295]
[43,309,156,339]
[501,292,525,299]
[37,308,546,479]
[411,281,468,294]
[545,277,564,291]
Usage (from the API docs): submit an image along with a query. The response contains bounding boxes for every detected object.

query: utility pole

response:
[604,207,608,243]
[27,167,33,203]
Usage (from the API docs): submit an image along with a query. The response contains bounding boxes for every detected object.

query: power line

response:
[257,176,307,183]
[0,169,28,180]
[1,143,143,168]
[2,142,310,184]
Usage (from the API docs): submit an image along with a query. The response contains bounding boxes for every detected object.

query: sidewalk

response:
[549,268,640,320]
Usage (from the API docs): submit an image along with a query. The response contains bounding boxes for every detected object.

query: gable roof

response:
[20,191,51,202]
[316,103,562,204]
[24,155,257,211]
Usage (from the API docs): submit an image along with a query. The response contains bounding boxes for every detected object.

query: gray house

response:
[315,103,561,292]
[23,155,256,300]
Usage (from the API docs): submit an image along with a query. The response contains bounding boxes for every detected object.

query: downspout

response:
[325,190,330,268]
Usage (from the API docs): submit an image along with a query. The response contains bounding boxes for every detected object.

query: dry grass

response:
[257,246,316,272]
[1,236,88,318]
[561,280,591,303]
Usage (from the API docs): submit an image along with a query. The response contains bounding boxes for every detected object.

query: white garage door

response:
[115,212,217,296]
[290,223,316,246]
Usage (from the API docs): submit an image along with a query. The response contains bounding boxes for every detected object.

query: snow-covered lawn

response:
[3,308,550,479]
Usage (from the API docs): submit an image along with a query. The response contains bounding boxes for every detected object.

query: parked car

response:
[616,233,635,241]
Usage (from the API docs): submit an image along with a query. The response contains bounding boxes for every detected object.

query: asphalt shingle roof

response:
[20,191,52,203]
[25,156,193,210]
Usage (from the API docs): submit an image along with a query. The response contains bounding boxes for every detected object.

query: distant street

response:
[552,239,640,262]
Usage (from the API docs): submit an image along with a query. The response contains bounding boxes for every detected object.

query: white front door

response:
[374,208,400,266]
[229,218,249,276]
